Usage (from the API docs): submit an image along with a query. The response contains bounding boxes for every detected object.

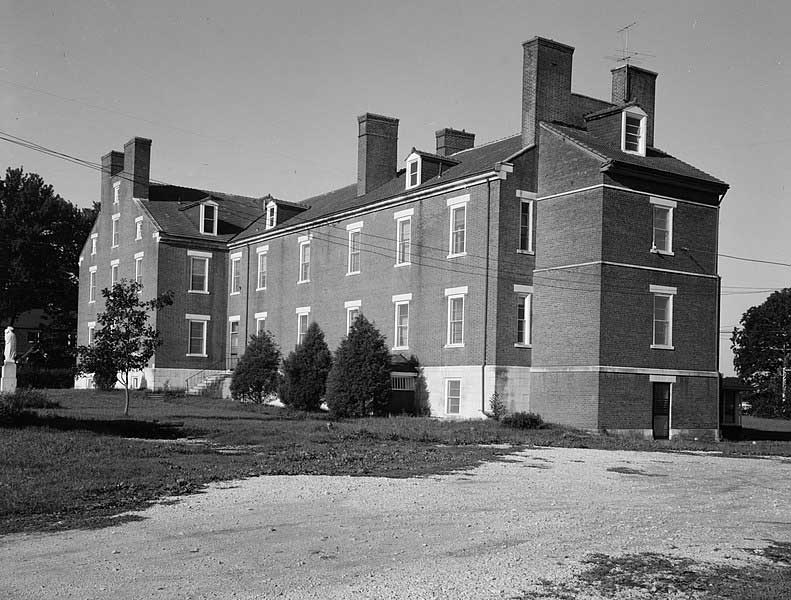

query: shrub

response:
[0,388,59,424]
[281,322,332,411]
[230,331,282,403]
[325,315,391,418]
[92,363,118,391]
[17,366,74,389]
[501,411,544,429]
[487,391,508,421]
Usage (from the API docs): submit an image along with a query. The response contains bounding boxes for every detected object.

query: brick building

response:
[76,36,728,439]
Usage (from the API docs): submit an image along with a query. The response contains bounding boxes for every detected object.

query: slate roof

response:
[542,122,729,189]
[232,134,525,242]
[144,184,265,242]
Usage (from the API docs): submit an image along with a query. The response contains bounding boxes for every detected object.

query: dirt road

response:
[1,447,789,599]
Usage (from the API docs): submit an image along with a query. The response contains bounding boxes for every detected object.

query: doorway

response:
[652,382,671,439]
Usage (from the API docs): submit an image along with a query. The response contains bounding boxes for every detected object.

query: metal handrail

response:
[185,355,238,391]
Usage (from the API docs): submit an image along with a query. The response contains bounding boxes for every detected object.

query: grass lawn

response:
[2,388,791,536]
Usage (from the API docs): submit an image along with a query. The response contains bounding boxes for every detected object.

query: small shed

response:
[720,377,750,434]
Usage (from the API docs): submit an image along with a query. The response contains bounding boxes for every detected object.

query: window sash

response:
[446,379,461,414]
[256,318,266,335]
[229,321,240,353]
[625,116,642,151]
[89,271,96,302]
[111,219,119,247]
[135,221,142,240]
[519,200,533,252]
[652,206,671,252]
[517,294,531,345]
[297,313,309,345]
[110,264,118,286]
[87,326,95,345]
[450,205,466,255]
[653,294,672,346]
[202,204,216,234]
[135,258,143,284]
[395,302,409,348]
[448,296,464,345]
[190,257,208,292]
[348,230,361,273]
[230,258,240,293]
[188,321,206,355]
[397,217,411,264]
[408,160,419,187]
[257,253,267,289]
[347,307,360,333]
[299,243,310,282]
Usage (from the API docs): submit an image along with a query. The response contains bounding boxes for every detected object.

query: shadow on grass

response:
[737,428,791,442]
[7,412,205,440]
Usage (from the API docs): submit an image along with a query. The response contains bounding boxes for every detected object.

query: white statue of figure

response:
[4,326,16,363]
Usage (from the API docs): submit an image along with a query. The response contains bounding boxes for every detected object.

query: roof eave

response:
[601,160,730,198]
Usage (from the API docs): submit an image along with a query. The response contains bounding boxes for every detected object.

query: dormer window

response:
[200,201,218,235]
[406,153,421,190]
[265,201,277,230]
[621,107,647,156]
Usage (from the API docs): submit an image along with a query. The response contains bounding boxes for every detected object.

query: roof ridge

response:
[450,132,521,156]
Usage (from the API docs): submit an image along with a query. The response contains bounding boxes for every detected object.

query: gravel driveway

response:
[1,447,789,599]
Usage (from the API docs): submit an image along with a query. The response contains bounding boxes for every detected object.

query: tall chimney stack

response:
[435,128,475,156]
[611,65,657,147]
[100,150,124,205]
[521,37,574,147]
[357,113,399,197]
[123,137,152,200]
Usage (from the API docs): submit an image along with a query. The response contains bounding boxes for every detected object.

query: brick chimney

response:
[435,128,475,156]
[357,113,398,196]
[611,65,657,147]
[100,150,124,205]
[521,37,574,148]
[123,137,152,200]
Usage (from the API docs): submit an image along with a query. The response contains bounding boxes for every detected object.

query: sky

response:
[2,0,790,374]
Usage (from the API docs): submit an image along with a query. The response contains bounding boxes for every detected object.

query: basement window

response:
[621,107,647,156]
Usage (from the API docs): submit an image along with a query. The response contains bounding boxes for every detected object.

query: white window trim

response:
[395,215,411,267]
[200,201,218,236]
[255,311,268,334]
[406,155,421,190]
[265,201,277,230]
[111,213,120,248]
[256,249,268,291]
[229,315,241,322]
[347,223,362,275]
[650,285,676,350]
[186,316,209,357]
[392,292,413,303]
[134,253,144,287]
[393,300,409,350]
[649,374,677,383]
[188,250,212,258]
[113,181,120,204]
[134,216,143,240]
[185,313,212,321]
[110,260,119,287]
[621,107,647,156]
[515,284,534,348]
[296,308,310,346]
[445,378,461,415]
[650,197,676,256]
[188,255,210,294]
[445,288,466,348]
[90,233,98,255]
[298,239,311,284]
[393,207,414,220]
[517,191,535,254]
[87,321,96,345]
[88,265,97,303]
[447,195,469,258]
[346,303,361,334]
[229,254,241,296]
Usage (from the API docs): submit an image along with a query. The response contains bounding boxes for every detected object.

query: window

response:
[135,217,143,240]
[111,214,120,248]
[110,260,119,287]
[396,213,412,266]
[256,246,268,290]
[88,267,97,302]
[621,107,647,155]
[517,191,535,253]
[229,253,241,295]
[650,197,676,254]
[200,201,218,235]
[515,285,533,347]
[445,286,467,347]
[296,307,310,346]
[347,222,362,274]
[406,157,420,189]
[446,379,461,414]
[298,238,310,283]
[134,252,144,286]
[265,201,277,230]
[345,300,361,333]
[447,195,469,257]
[229,317,240,356]
[87,322,95,345]
[188,252,210,293]
[650,285,677,349]
[186,316,209,357]
[394,301,409,349]
[113,181,120,204]
[90,233,97,255]
[254,312,267,335]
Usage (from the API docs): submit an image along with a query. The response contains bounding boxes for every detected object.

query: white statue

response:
[4,326,16,363]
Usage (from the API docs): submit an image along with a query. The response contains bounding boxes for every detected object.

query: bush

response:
[230,331,282,403]
[0,388,59,424]
[281,322,332,411]
[17,366,74,389]
[487,391,508,421]
[325,315,391,418]
[92,363,118,391]
[501,411,544,430]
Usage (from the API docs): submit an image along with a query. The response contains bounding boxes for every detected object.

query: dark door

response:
[652,382,671,439]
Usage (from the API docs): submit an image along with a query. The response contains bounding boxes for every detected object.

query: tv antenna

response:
[605,21,655,66]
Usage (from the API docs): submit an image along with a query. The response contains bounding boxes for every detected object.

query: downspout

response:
[715,203,721,441]
[481,179,492,414]
[244,247,251,346]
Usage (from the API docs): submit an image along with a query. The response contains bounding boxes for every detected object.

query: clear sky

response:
[2,0,790,374]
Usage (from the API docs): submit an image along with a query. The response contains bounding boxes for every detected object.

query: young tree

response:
[732,288,791,416]
[230,331,282,403]
[325,315,391,418]
[76,281,173,416]
[281,322,332,411]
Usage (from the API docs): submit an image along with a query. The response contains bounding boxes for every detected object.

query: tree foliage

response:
[325,315,391,418]
[732,288,791,417]
[0,167,95,327]
[281,322,332,411]
[230,331,282,403]
[76,281,173,415]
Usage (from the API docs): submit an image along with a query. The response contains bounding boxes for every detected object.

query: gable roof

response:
[541,122,728,191]
[232,134,524,243]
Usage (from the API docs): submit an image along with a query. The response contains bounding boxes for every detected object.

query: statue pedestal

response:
[1,361,16,394]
